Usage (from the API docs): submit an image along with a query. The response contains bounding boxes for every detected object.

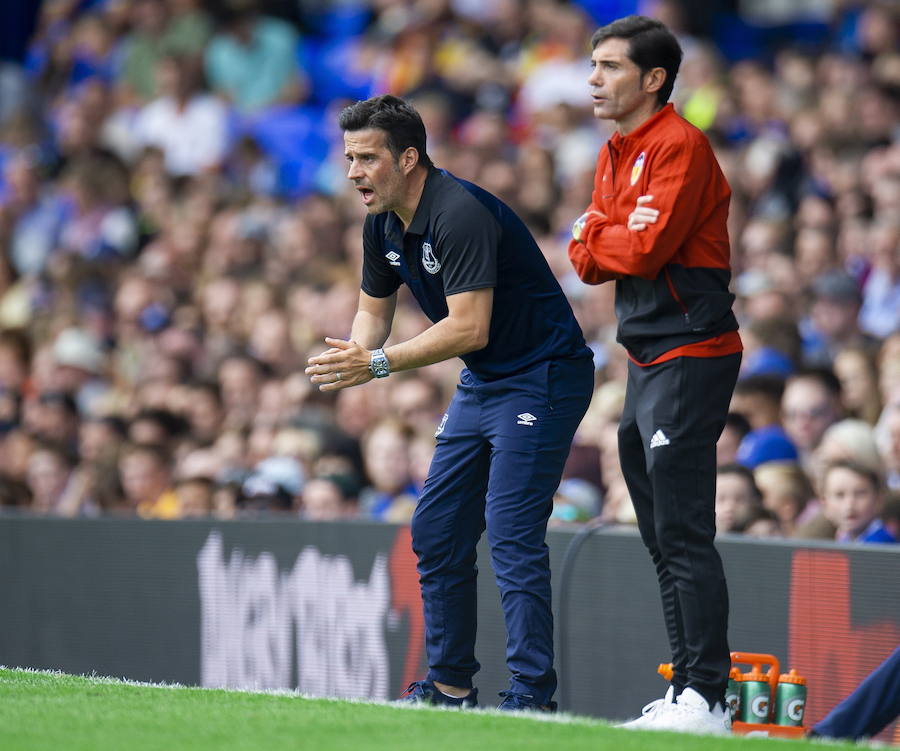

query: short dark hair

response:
[733,374,786,403]
[591,15,682,106]
[338,95,433,170]
[788,368,843,400]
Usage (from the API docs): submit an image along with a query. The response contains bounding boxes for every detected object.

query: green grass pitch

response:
[0,667,859,750]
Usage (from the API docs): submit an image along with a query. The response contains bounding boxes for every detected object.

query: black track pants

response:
[618,352,741,707]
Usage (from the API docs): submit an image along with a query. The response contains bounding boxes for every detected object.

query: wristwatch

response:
[572,212,590,243]
[369,348,391,378]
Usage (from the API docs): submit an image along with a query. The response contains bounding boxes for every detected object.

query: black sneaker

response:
[397,680,478,708]
[497,691,558,712]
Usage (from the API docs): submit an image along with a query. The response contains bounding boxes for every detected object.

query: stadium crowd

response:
[0,0,897,543]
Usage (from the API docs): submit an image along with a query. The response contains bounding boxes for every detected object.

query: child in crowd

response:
[821,460,896,544]
[715,464,763,534]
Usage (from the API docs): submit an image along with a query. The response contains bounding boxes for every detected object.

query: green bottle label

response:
[774,683,806,726]
[740,680,770,723]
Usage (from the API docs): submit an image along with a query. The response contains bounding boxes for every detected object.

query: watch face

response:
[370,350,390,378]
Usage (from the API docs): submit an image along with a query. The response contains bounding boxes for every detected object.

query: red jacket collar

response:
[609,102,676,149]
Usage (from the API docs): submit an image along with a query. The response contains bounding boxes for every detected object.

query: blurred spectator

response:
[515,4,594,123]
[359,418,417,523]
[753,460,815,536]
[73,414,126,512]
[301,474,359,521]
[217,353,265,428]
[182,381,224,446]
[24,391,80,451]
[204,1,306,113]
[821,459,896,544]
[24,440,78,515]
[833,346,882,425]
[803,270,877,367]
[120,442,180,518]
[248,308,300,376]
[238,455,303,516]
[56,152,138,262]
[781,369,844,470]
[2,153,67,277]
[51,327,110,415]
[117,0,210,105]
[174,474,214,517]
[735,270,793,323]
[715,463,763,534]
[132,53,230,176]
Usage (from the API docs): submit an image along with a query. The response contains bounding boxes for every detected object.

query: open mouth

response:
[357,187,374,204]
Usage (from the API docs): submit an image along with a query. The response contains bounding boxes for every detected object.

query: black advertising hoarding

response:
[0,516,897,741]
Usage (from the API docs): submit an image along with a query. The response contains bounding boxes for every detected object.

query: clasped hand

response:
[305,337,373,392]
[571,195,658,242]
[627,195,659,231]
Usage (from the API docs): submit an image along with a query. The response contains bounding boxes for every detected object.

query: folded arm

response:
[569,140,707,280]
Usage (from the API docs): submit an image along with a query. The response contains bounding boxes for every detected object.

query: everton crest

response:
[422,241,441,274]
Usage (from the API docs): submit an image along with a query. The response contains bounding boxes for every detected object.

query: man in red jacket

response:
[569,15,741,734]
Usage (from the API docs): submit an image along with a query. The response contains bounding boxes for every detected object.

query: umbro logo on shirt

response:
[649,429,670,448]
[385,251,401,266]
[517,413,537,426]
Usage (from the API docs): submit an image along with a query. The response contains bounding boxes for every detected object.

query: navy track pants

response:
[411,356,593,704]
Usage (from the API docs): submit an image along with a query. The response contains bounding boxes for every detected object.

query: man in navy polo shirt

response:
[306,95,593,711]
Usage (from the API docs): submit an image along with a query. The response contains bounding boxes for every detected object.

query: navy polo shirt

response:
[361,168,591,381]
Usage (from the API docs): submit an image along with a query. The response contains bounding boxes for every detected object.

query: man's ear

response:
[401,147,419,175]
[644,67,667,95]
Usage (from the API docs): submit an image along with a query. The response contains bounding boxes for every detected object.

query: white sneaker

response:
[648,686,732,735]
[618,685,675,729]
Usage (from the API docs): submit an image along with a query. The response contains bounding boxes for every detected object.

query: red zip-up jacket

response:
[569,103,741,364]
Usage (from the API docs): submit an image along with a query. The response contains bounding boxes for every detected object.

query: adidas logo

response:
[517,413,537,426]
[385,251,401,266]
[649,429,670,448]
